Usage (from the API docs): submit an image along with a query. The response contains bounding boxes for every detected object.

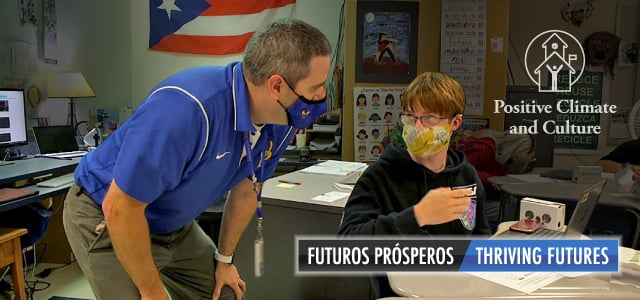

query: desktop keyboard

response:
[36,173,76,188]
[40,150,88,159]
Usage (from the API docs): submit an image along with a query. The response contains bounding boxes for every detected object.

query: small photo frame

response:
[618,40,638,67]
[355,1,419,83]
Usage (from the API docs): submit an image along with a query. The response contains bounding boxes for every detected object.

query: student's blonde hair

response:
[401,72,465,118]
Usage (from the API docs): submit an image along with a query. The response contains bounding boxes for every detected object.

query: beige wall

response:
[129,0,345,105]
[0,0,131,128]
[509,0,640,168]
[342,0,510,161]
[1,0,344,128]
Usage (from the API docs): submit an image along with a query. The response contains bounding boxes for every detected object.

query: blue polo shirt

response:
[74,62,296,234]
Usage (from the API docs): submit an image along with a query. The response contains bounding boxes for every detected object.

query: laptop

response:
[32,125,87,158]
[496,179,607,239]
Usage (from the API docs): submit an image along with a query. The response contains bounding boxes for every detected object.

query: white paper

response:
[468,272,563,293]
[507,174,556,183]
[311,191,350,203]
[301,160,367,176]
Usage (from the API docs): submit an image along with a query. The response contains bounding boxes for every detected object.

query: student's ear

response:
[450,114,463,132]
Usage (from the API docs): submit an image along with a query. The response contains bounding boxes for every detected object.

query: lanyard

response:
[242,132,263,219]
[243,132,265,277]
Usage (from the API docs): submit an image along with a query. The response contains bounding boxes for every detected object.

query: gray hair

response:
[243,19,332,86]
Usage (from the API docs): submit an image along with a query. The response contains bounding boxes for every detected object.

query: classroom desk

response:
[488,174,640,220]
[233,169,372,300]
[387,221,640,299]
[488,175,640,249]
[0,157,81,264]
[0,157,80,212]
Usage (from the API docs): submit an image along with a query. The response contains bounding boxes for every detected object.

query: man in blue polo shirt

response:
[63,19,331,300]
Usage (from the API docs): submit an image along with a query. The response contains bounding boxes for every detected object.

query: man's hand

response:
[414,187,472,226]
[212,262,246,300]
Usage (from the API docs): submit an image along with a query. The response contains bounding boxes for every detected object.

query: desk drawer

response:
[0,239,17,267]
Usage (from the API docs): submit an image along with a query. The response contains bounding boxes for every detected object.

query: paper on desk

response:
[611,247,640,288]
[507,174,556,183]
[311,191,350,203]
[300,160,367,176]
[468,272,563,294]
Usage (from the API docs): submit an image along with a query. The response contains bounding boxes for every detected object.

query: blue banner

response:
[296,237,618,274]
[460,239,618,272]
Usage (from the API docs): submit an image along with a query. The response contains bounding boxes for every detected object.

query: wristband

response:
[215,249,234,264]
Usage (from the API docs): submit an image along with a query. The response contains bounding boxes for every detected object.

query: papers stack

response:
[300,160,367,176]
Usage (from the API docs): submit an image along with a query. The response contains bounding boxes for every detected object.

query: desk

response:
[387,222,640,299]
[233,169,371,299]
[0,157,81,264]
[488,175,640,249]
[1,157,80,213]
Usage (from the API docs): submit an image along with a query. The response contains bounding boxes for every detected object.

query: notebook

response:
[0,188,39,204]
[32,125,86,157]
[496,179,607,239]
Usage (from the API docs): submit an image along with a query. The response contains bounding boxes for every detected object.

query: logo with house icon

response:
[525,30,585,93]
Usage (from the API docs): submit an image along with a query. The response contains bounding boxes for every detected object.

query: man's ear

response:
[450,114,463,131]
[267,75,284,99]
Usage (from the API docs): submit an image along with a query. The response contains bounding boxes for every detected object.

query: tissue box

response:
[572,166,603,183]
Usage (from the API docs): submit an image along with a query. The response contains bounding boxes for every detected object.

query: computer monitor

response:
[0,88,28,153]
[504,86,556,168]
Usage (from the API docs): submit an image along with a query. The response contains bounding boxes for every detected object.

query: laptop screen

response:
[33,125,79,154]
[565,179,606,235]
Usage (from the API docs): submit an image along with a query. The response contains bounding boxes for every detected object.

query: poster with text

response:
[353,86,405,162]
[440,0,486,115]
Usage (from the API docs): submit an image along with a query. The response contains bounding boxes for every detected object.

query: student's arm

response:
[102,180,169,300]
[212,178,259,300]
[596,159,624,173]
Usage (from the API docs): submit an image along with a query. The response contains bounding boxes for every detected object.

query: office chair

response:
[0,203,52,297]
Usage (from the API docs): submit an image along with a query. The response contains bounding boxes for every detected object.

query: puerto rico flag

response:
[149,0,296,55]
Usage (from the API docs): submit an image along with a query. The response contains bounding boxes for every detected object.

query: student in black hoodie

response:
[338,72,491,298]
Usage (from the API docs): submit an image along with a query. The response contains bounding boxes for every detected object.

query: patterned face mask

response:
[402,124,451,157]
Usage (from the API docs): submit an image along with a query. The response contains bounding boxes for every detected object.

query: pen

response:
[279,179,301,185]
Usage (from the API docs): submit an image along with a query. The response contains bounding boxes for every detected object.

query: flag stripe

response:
[151,32,254,55]
[201,0,295,16]
[175,4,295,37]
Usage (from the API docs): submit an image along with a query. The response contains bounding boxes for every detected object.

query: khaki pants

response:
[63,183,235,300]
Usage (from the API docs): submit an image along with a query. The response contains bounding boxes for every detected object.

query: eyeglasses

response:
[400,113,449,126]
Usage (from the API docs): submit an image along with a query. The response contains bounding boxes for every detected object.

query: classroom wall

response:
[1,0,344,129]
[342,0,510,161]
[509,0,640,168]
[0,0,132,128]
[129,0,345,105]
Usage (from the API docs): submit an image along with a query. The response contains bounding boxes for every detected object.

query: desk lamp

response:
[47,72,95,136]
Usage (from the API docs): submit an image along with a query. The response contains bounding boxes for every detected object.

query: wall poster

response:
[353,86,405,162]
[440,0,487,115]
[355,1,418,83]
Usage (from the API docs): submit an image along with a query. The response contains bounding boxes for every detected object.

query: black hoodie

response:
[338,143,491,298]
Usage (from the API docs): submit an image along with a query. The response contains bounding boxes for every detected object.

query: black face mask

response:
[278,78,327,129]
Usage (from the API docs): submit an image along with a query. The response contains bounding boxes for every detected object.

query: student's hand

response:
[212,262,246,300]
[413,187,472,226]
[631,164,640,182]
